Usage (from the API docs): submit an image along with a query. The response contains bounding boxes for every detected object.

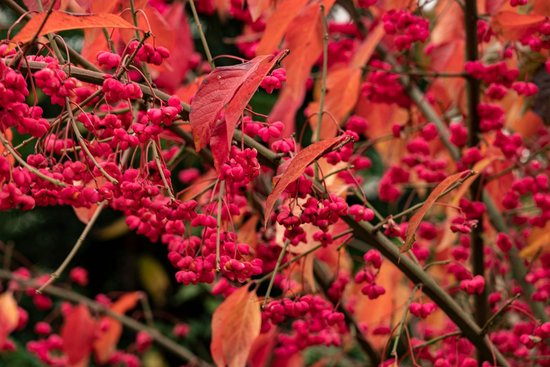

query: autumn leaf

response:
[256,0,308,54]
[264,136,348,226]
[211,286,261,367]
[247,0,272,22]
[12,11,139,44]
[403,171,473,252]
[308,25,384,139]
[190,51,286,170]
[61,304,97,367]
[491,11,546,41]
[269,0,336,136]
[521,222,550,258]
[93,292,142,364]
[0,292,19,347]
[449,157,498,207]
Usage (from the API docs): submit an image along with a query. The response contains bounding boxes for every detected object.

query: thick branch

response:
[464,1,489,346]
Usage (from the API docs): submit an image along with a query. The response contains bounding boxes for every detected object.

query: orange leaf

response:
[256,0,308,54]
[403,171,472,252]
[449,157,498,207]
[307,25,384,139]
[269,0,336,136]
[351,23,385,69]
[12,11,139,44]
[93,292,142,364]
[521,221,550,258]
[492,11,546,41]
[61,304,97,367]
[247,0,272,22]
[211,286,261,367]
[264,136,348,226]
[0,292,19,347]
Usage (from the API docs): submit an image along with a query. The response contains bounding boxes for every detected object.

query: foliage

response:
[0,0,549,366]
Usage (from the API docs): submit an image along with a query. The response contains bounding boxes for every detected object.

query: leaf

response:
[449,157,498,207]
[256,0,308,54]
[269,0,336,136]
[211,286,261,367]
[247,0,272,22]
[521,221,550,258]
[247,327,276,367]
[190,51,286,170]
[307,24,384,139]
[12,11,139,44]
[264,136,348,226]
[403,171,472,252]
[61,304,97,367]
[491,11,546,41]
[0,292,19,347]
[93,292,142,364]
[138,255,170,306]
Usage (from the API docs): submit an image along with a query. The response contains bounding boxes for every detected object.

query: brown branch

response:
[0,269,212,367]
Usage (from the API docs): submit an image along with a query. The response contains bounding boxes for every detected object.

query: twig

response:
[480,293,520,335]
[65,99,119,185]
[262,240,289,308]
[413,331,462,349]
[391,285,421,361]
[215,181,225,272]
[0,130,66,187]
[188,0,214,68]
[313,260,380,365]
[37,201,106,293]
[0,269,211,367]
[315,4,329,142]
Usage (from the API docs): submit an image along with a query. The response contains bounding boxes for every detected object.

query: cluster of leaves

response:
[0,0,549,366]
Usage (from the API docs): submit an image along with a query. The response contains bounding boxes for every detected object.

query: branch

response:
[313,261,381,365]
[0,269,212,367]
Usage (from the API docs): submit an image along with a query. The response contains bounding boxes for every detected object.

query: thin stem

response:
[262,240,289,308]
[255,243,323,285]
[315,4,329,142]
[313,260,380,365]
[372,171,474,231]
[480,293,520,335]
[413,331,462,349]
[66,99,119,184]
[152,141,175,200]
[391,285,421,360]
[128,0,152,83]
[0,131,66,187]
[188,0,214,68]
[215,181,225,272]
[37,201,106,293]
[0,269,211,366]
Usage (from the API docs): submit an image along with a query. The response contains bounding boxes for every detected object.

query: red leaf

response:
[190,51,286,170]
[93,292,142,364]
[0,292,19,347]
[211,286,261,367]
[61,304,97,367]
[12,11,139,44]
[403,171,473,252]
[264,136,348,226]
